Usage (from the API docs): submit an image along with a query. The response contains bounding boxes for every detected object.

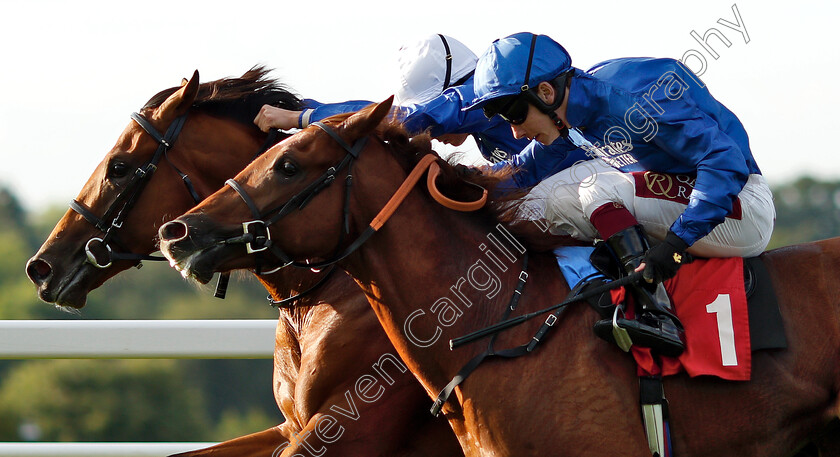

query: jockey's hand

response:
[254,105,303,132]
[641,231,692,283]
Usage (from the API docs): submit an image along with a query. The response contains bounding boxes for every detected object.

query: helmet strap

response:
[438,34,453,91]
[524,69,574,137]
[548,111,569,138]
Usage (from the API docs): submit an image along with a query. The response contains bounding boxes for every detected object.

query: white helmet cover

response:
[395,34,478,106]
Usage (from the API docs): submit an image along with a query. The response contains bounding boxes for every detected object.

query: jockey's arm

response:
[400,86,490,137]
[488,140,593,193]
[648,97,751,247]
[254,99,374,131]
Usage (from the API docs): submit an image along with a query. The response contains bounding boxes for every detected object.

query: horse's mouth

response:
[160,217,257,284]
[166,245,224,285]
[43,261,94,309]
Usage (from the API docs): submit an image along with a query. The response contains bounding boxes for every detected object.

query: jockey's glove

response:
[643,231,692,283]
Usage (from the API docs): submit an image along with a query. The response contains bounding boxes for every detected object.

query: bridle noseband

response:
[223,121,367,273]
[70,112,191,269]
[70,111,285,270]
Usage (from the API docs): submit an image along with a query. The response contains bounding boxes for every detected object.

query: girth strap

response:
[432,268,604,416]
[431,254,532,416]
[640,375,671,456]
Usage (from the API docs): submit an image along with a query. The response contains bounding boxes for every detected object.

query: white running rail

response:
[0,319,278,456]
[0,319,277,358]
[0,442,220,456]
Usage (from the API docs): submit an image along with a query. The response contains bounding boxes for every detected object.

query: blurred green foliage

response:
[0,359,209,441]
[767,177,840,249]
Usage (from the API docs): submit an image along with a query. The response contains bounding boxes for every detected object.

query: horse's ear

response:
[153,70,200,123]
[342,96,394,139]
[180,78,189,87]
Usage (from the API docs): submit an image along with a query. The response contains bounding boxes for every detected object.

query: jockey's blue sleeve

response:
[400,87,531,162]
[490,140,591,191]
[300,95,483,133]
[302,99,373,126]
[301,79,531,163]
[649,90,750,246]
[564,58,761,247]
[400,85,491,136]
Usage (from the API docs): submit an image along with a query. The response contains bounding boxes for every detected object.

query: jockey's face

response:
[509,82,570,145]
[510,103,561,145]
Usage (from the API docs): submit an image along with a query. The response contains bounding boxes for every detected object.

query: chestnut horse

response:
[159,98,840,457]
[26,71,461,457]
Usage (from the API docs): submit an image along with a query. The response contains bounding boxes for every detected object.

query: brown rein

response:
[371,154,488,230]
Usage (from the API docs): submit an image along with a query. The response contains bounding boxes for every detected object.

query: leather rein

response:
[222,121,488,275]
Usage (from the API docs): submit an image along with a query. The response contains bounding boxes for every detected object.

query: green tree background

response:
[0,176,837,443]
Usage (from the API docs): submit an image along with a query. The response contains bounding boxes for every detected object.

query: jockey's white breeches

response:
[518,160,775,258]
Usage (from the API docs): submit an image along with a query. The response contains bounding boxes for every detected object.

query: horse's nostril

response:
[160,220,189,242]
[26,258,53,285]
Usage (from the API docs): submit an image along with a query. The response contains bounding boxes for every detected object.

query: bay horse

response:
[25,71,462,457]
[159,97,840,457]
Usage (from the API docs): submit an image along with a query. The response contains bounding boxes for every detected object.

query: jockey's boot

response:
[593,225,686,357]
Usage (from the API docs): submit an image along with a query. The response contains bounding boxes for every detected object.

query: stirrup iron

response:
[612,305,633,352]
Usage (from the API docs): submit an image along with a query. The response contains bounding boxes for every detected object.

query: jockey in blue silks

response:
[253,34,589,174]
[465,32,775,357]
[254,34,600,233]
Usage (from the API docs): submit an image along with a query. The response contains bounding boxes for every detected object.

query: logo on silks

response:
[578,139,639,169]
[633,171,742,219]
[489,148,509,163]
[641,172,695,203]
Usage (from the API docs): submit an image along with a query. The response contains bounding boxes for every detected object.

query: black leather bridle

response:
[219,119,488,307]
[70,112,192,269]
[223,121,369,273]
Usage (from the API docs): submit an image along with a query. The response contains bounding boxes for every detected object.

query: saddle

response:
[556,244,787,457]
[559,243,787,369]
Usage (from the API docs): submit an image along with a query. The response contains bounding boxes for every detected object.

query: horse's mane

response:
[142,65,303,127]
[323,110,525,224]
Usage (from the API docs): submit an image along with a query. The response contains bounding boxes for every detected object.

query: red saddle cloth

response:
[622,257,751,381]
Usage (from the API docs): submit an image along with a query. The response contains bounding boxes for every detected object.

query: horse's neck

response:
[183,114,266,197]
[343,196,545,388]
[258,267,361,330]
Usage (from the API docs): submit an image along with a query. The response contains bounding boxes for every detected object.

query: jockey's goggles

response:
[483,93,530,125]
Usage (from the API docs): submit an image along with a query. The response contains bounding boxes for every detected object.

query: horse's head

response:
[159,96,506,284]
[26,67,298,309]
[159,97,401,282]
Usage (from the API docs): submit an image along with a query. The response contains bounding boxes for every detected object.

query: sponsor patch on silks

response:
[631,257,751,381]
[632,171,742,220]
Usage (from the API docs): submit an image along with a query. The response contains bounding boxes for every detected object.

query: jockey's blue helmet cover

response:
[464,32,572,111]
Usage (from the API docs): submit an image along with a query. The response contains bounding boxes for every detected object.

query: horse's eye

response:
[277,160,298,177]
[107,160,131,180]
